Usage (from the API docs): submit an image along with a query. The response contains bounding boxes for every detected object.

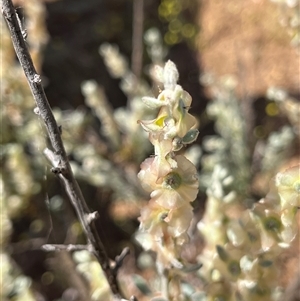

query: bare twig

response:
[42,244,92,252]
[131,0,144,83]
[10,238,46,253]
[2,0,122,298]
[113,247,130,272]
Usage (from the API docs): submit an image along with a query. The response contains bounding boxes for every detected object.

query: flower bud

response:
[182,129,199,145]
[163,60,179,90]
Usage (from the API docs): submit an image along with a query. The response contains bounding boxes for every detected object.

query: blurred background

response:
[1,0,299,300]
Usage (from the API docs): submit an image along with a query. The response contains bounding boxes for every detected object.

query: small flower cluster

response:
[136,61,199,269]
[198,164,300,301]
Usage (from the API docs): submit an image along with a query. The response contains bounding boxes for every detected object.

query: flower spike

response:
[136,61,199,271]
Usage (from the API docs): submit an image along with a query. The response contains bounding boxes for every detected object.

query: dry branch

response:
[1,0,124,298]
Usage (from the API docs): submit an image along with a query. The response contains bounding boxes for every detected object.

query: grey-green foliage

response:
[144,27,168,64]
[74,37,171,202]
[261,126,294,171]
[1,7,47,301]
[1,253,35,301]
[199,75,250,196]
[267,86,300,135]
[195,72,299,301]
[199,75,296,198]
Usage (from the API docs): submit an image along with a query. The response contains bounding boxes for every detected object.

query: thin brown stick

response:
[131,0,144,81]
[1,0,122,298]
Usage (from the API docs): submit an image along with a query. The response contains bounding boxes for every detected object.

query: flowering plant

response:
[197,164,299,301]
[135,61,199,296]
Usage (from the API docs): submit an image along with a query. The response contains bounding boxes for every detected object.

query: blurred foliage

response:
[198,74,296,200]
[270,0,300,50]
[1,1,49,300]
[198,76,251,197]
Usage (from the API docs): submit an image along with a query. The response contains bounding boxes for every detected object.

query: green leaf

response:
[181,262,203,273]
[182,129,199,144]
[132,274,152,296]
[216,245,229,262]
[259,259,273,267]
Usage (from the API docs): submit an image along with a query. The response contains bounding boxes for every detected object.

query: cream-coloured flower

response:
[138,199,168,235]
[136,205,193,270]
[150,134,177,178]
[136,60,199,273]
[137,139,174,190]
[138,155,198,208]
[138,106,170,134]
[138,85,196,140]
[171,89,196,138]
[138,157,162,193]
[138,199,193,240]
[150,155,199,209]
[136,200,186,269]
[164,203,193,238]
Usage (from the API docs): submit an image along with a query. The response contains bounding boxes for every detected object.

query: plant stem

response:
[131,0,144,79]
[2,0,122,298]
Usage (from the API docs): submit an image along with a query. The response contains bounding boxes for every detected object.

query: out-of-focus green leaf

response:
[132,274,152,296]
